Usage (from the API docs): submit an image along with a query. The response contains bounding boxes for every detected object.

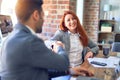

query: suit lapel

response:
[63,32,70,53]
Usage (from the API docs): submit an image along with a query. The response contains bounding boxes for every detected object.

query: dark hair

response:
[59,11,89,47]
[15,0,43,22]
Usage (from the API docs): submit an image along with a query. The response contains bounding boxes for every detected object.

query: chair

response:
[111,42,120,52]
[114,33,120,42]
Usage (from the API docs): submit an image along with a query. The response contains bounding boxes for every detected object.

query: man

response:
[0,0,69,80]
[1,0,94,80]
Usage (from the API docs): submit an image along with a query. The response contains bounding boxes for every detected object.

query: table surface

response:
[77,50,118,80]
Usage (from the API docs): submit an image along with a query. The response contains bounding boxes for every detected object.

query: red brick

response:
[57,15,62,19]
[50,5,57,9]
[52,1,57,4]
[65,6,70,9]
[58,1,69,4]
[51,15,57,19]
[55,20,60,24]
[49,10,57,14]
[61,6,65,9]
[43,0,52,4]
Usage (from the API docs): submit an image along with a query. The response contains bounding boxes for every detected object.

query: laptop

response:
[0,14,13,37]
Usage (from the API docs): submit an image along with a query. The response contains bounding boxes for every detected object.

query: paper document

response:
[70,77,77,80]
[76,76,102,80]
[88,56,120,68]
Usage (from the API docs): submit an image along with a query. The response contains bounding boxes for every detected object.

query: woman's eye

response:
[67,19,70,22]
[72,18,76,20]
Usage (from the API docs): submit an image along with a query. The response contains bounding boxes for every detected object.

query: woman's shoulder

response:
[51,30,67,41]
[55,30,67,34]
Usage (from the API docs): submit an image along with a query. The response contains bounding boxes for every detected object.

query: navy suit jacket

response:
[1,23,69,80]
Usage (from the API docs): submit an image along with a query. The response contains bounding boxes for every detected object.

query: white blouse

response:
[68,32,83,67]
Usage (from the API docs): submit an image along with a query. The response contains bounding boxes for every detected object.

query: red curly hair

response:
[59,11,88,47]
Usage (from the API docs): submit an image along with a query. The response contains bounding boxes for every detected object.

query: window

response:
[1,0,17,26]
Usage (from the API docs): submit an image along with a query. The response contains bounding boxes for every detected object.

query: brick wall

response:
[41,0,100,43]
[0,0,100,42]
[41,0,77,38]
[83,0,100,42]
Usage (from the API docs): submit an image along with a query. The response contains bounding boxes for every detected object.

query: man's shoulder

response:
[23,34,44,44]
[7,31,43,46]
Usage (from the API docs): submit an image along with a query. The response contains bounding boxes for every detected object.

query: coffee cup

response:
[103,44,110,58]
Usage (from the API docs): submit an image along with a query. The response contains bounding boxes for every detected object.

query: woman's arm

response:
[87,39,99,56]
[84,39,99,59]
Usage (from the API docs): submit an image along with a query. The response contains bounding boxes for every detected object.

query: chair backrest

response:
[111,42,120,52]
[114,33,120,42]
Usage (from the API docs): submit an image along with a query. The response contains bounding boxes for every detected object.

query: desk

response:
[77,51,118,80]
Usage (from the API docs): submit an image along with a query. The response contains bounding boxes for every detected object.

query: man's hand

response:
[52,41,65,53]
[69,66,94,77]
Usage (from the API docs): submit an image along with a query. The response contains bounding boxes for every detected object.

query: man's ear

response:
[32,10,40,21]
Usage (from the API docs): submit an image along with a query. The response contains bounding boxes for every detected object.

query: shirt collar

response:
[26,25,36,35]
[68,31,80,37]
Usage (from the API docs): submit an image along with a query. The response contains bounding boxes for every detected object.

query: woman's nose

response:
[70,20,74,23]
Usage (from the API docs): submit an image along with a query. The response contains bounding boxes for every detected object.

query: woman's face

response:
[64,14,77,33]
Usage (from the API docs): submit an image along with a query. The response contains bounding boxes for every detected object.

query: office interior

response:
[0,0,120,45]
[0,0,120,80]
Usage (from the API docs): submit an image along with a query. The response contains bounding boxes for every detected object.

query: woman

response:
[51,11,99,80]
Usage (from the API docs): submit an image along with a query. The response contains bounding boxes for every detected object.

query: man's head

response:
[15,0,44,33]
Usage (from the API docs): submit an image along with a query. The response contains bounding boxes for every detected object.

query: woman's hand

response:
[85,51,93,60]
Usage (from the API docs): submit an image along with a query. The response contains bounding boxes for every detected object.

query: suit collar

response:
[14,23,31,33]
[26,25,36,35]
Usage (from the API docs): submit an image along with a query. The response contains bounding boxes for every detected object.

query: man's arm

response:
[27,36,69,71]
